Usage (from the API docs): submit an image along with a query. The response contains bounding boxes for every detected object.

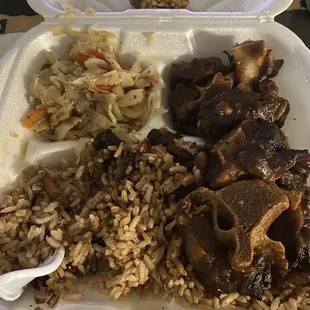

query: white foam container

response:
[1,0,310,309]
[27,0,292,16]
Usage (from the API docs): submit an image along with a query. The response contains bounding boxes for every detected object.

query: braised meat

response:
[170,40,310,301]
[176,184,287,299]
[289,188,310,272]
[278,160,310,192]
[170,73,233,135]
[169,84,200,122]
[238,147,308,182]
[204,158,248,189]
[211,180,289,271]
[168,40,287,138]
[170,57,228,89]
[204,120,310,189]
[197,88,289,140]
[177,183,310,298]
[268,190,303,262]
[232,40,284,89]
[257,79,279,94]
[260,90,290,128]
[147,128,195,170]
[177,188,215,269]
[272,188,310,290]
[190,73,234,110]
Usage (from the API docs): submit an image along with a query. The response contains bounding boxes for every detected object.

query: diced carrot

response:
[92,49,105,59]
[21,109,47,128]
[86,84,112,93]
[97,85,113,92]
[69,52,89,64]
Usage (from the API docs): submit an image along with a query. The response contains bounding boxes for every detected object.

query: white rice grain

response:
[143,254,155,270]
[129,216,141,231]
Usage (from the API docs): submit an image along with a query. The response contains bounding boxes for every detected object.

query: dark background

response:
[0,0,37,16]
[0,0,309,48]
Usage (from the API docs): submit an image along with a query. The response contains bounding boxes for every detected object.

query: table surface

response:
[0,0,309,48]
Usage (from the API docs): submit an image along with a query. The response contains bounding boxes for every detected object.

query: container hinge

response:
[256,15,274,23]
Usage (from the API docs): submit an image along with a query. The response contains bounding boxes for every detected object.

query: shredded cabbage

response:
[27,27,165,141]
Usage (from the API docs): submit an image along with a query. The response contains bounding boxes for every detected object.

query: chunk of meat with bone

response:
[170,57,227,89]
[168,41,286,138]
[211,180,289,271]
[177,183,289,298]
[179,185,310,295]
[177,189,215,267]
[238,147,308,182]
[205,157,248,189]
[197,88,289,140]
[232,40,284,89]
[189,73,234,111]
[204,120,310,189]
[260,90,290,128]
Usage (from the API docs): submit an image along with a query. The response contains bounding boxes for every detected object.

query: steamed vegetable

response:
[21,109,47,128]
[25,27,165,141]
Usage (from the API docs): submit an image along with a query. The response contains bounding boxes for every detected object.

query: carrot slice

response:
[21,109,47,128]
[69,52,89,64]
[97,85,113,92]
[92,49,105,60]
[86,84,112,93]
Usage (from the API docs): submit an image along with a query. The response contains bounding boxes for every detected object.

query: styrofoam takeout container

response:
[1,0,310,309]
[27,0,292,16]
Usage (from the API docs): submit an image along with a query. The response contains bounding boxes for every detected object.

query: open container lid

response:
[27,0,293,19]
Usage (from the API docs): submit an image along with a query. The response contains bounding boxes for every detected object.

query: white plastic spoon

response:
[0,247,65,301]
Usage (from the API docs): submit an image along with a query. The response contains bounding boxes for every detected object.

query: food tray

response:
[27,0,292,17]
[1,0,310,308]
